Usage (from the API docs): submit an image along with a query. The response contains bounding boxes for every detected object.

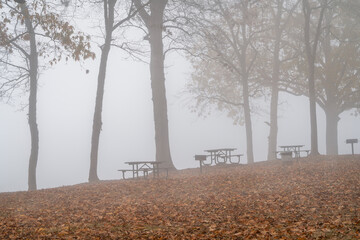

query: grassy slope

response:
[1,155,360,239]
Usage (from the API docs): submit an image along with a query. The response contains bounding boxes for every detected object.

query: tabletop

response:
[278,145,306,158]
[279,145,304,148]
[204,148,237,153]
[124,161,162,165]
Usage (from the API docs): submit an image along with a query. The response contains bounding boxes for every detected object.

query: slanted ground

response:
[1,155,360,239]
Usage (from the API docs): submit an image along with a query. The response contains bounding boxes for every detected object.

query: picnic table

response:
[278,145,309,158]
[195,148,243,172]
[118,161,167,179]
[204,148,239,164]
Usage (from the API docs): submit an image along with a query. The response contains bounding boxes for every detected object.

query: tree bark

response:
[267,0,282,160]
[20,2,39,191]
[308,60,319,155]
[240,43,254,164]
[149,4,175,170]
[322,8,340,156]
[135,0,175,170]
[324,106,339,155]
[89,0,115,182]
[302,0,325,156]
[268,84,279,160]
[242,77,254,164]
[303,0,319,155]
[240,1,254,164]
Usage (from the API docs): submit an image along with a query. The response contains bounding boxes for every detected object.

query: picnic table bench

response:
[118,168,150,179]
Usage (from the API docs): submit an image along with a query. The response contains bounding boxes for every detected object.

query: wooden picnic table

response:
[195,148,243,173]
[278,145,308,158]
[204,148,238,165]
[120,161,165,179]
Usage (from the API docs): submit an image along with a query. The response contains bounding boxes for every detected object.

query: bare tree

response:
[302,0,327,156]
[271,0,360,155]
[260,0,302,160]
[314,1,360,154]
[133,0,176,169]
[20,1,39,191]
[0,0,94,190]
[182,0,269,164]
[89,0,148,182]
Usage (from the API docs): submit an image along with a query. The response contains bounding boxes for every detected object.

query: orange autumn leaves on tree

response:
[0,0,95,66]
[0,155,359,239]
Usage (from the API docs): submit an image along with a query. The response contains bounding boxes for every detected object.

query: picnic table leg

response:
[153,163,158,178]
[133,165,137,179]
[144,169,148,179]
[156,163,160,178]
[295,147,299,158]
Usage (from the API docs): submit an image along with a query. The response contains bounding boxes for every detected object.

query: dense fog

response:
[1,0,359,193]
[0,51,358,192]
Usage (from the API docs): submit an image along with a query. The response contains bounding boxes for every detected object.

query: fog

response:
[0,51,359,193]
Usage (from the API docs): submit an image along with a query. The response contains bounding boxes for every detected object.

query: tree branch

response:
[133,0,151,25]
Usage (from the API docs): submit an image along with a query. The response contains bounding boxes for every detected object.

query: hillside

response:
[1,155,360,239]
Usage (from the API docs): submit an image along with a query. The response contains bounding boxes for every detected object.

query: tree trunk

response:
[243,79,254,164]
[89,43,110,182]
[304,5,319,155]
[238,2,254,164]
[308,64,319,155]
[268,84,279,160]
[133,0,175,169]
[89,0,115,182]
[303,0,325,156]
[148,2,175,170]
[322,9,339,156]
[21,2,39,191]
[267,1,281,160]
[324,106,339,155]
[240,46,254,164]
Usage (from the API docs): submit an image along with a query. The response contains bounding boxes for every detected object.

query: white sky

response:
[0,48,359,193]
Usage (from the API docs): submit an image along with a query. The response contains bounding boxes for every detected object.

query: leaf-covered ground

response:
[1,155,360,239]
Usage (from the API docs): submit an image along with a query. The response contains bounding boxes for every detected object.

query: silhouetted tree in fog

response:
[302,1,360,155]
[262,0,301,160]
[89,0,148,182]
[0,0,94,190]
[302,0,327,156]
[182,0,269,164]
[133,0,176,169]
[266,0,360,155]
